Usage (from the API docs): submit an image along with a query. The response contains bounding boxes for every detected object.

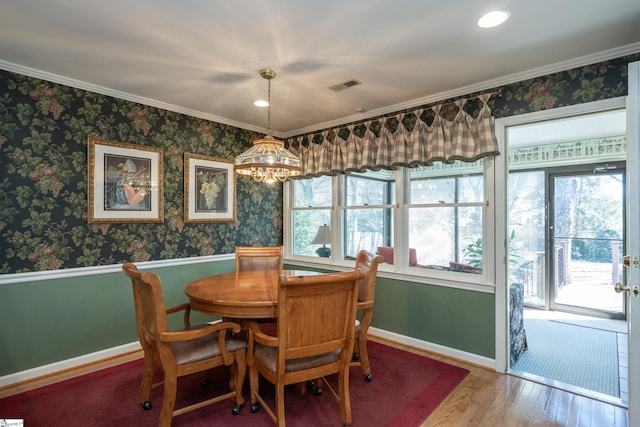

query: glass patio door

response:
[549,168,625,318]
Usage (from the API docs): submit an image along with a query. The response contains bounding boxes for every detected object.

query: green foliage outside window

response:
[464,230,522,267]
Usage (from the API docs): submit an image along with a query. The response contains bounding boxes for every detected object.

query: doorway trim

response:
[494,96,627,374]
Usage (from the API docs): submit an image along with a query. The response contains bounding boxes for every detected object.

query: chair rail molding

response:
[0,253,235,286]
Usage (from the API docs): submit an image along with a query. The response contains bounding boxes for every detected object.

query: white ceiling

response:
[1,0,640,137]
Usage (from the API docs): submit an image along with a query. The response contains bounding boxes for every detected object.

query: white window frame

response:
[338,169,398,266]
[284,175,336,260]
[402,162,495,287]
[284,160,496,294]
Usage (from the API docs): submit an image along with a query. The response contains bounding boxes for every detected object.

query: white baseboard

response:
[0,328,496,389]
[0,341,141,388]
[369,327,496,370]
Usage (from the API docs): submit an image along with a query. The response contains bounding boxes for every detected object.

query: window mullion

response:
[394,167,408,271]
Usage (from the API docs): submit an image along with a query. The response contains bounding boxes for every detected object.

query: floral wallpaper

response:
[0,70,283,274]
[490,55,640,117]
[1,53,639,274]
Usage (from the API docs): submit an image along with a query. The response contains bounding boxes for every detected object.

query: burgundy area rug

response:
[0,342,469,427]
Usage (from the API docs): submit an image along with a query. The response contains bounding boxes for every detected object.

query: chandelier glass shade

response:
[234,69,301,183]
[234,135,301,183]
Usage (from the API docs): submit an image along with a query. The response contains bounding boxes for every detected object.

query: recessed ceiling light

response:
[253,100,269,107]
[477,10,510,28]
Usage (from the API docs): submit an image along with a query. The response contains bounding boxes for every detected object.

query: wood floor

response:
[374,337,630,427]
[0,337,630,426]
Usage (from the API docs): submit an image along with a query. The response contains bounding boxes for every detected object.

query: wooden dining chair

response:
[246,270,363,427]
[122,262,247,427]
[235,246,283,326]
[235,246,283,271]
[351,250,384,381]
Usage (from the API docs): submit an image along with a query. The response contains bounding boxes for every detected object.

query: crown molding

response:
[2,42,639,139]
[0,60,267,135]
[283,42,640,138]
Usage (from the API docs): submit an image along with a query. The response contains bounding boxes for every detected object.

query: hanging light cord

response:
[266,77,272,136]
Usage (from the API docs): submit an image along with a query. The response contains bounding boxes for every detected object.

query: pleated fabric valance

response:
[287,93,499,178]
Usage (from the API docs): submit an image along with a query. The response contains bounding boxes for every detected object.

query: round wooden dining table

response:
[185,269,320,319]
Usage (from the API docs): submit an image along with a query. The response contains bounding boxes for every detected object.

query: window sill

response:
[284,257,496,294]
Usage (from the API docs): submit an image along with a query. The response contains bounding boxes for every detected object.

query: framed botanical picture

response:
[184,153,236,223]
[87,136,163,223]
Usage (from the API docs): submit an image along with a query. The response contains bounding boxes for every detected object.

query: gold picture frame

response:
[184,153,235,223]
[88,136,163,223]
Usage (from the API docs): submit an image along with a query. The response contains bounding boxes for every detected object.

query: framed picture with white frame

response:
[88,136,163,223]
[184,153,235,223]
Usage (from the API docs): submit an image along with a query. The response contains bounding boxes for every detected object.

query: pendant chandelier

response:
[234,69,301,183]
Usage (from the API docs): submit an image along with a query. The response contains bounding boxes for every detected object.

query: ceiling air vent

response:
[329,79,362,92]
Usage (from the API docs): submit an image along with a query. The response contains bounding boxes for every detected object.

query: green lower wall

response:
[0,260,234,376]
[285,263,496,358]
[373,277,495,358]
[1,259,493,377]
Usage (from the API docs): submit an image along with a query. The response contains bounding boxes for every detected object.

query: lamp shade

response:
[234,136,301,183]
[311,225,331,245]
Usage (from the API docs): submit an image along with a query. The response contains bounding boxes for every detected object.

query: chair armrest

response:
[159,320,241,343]
[246,321,279,367]
[246,321,279,347]
[165,302,192,328]
[159,321,242,365]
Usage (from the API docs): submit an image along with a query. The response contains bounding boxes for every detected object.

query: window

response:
[342,170,396,261]
[290,176,332,257]
[407,161,485,274]
[285,158,492,284]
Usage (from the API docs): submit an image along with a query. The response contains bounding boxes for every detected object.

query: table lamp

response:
[311,224,331,257]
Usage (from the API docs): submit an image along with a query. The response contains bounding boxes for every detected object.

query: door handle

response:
[615,282,640,297]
